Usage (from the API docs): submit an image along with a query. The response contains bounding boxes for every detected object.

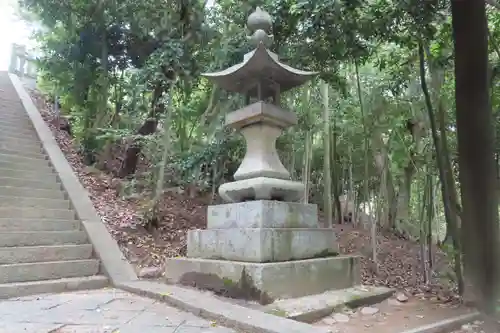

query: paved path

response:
[0,288,237,333]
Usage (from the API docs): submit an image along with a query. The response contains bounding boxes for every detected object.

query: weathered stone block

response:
[164,256,361,303]
[263,285,394,323]
[207,200,318,229]
[219,177,304,203]
[225,101,297,129]
[187,228,338,262]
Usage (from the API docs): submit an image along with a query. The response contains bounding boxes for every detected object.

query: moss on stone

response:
[286,249,338,261]
[238,268,274,305]
[311,249,339,259]
[222,277,236,288]
[285,207,301,228]
[348,294,362,302]
[266,308,289,318]
[179,270,273,305]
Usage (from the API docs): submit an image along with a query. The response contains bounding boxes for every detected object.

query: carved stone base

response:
[207,200,318,229]
[187,228,338,262]
[219,177,304,203]
[164,256,361,304]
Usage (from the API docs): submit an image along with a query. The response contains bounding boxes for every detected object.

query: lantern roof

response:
[202,7,317,100]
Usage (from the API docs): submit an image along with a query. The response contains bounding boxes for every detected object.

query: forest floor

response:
[313,296,478,333]
[29,89,493,332]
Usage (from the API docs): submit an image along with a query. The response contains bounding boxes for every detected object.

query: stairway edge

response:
[0,275,109,299]
[9,73,138,285]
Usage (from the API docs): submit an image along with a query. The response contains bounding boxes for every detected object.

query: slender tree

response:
[451,0,499,313]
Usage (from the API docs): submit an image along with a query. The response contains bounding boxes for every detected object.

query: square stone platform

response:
[189,201,338,263]
[207,200,318,229]
[164,200,360,305]
[187,228,338,262]
[164,255,361,304]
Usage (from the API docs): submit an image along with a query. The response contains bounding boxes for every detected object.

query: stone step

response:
[0,99,22,105]
[0,108,30,117]
[0,128,39,142]
[0,259,100,283]
[0,186,64,199]
[0,99,24,106]
[0,133,42,145]
[0,140,42,153]
[0,196,70,210]
[0,114,32,123]
[0,103,27,112]
[0,126,36,137]
[0,160,52,173]
[0,113,33,121]
[0,231,88,247]
[0,218,79,232]
[0,100,25,106]
[0,148,46,160]
[0,117,33,126]
[0,141,43,153]
[0,207,74,220]
[0,116,35,124]
[0,244,93,264]
[0,177,61,190]
[0,168,56,181]
[0,123,35,136]
[263,285,395,323]
[0,275,109,299]
[0,153,51,167]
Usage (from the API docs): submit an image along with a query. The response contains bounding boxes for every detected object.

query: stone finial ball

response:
[252,29,268,43]
[247,7,272,33]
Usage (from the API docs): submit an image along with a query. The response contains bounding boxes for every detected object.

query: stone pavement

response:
[0,288,238,333]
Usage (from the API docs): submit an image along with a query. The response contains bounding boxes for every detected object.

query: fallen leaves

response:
[29,90,207,272]
[333,224,458,301]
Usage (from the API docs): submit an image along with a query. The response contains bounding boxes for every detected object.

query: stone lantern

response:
[202,7,316,203]
[164,7,360,304]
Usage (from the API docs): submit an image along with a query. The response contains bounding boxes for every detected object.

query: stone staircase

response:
[0,72,108,298]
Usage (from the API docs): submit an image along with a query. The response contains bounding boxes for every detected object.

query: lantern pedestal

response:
[219,101,304,202]
[164,200,360,303]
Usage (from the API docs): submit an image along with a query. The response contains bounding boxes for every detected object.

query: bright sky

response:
[0,0,216,71]
[0,0,33,70]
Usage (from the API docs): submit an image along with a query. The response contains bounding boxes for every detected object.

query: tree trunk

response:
[355,60,371,229]
[303,131,312,204]
[118,84,164,178]
[418,41,464,294]
[331,110,342,225]
[147,90,173,231]
[419,171,429,282]
[437,100,462,243]
[451,0,499,314]
[372,131,397,229]
[97,72,123,170]
[322,81,333,227]
[348,144,357,225]
[371,189,378,273]
[397,164,413,232]
[301,84,313,204]
[398,114,425,231]
[426,171,434,271]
